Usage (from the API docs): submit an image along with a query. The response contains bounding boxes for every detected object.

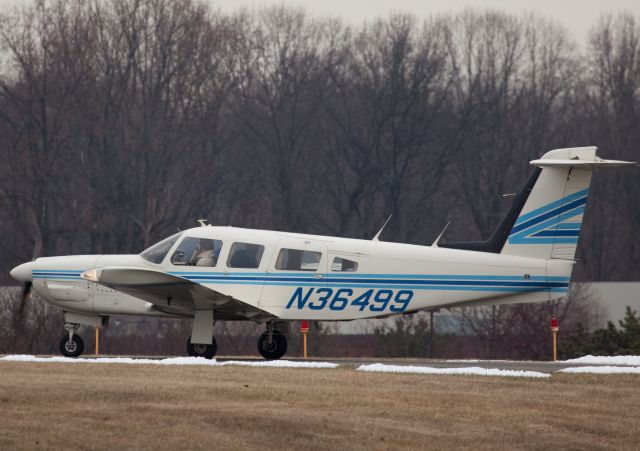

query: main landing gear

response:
[184,323,289,360]
[257,322,288,360]
[59,323,84,358]
[186,336,217,359]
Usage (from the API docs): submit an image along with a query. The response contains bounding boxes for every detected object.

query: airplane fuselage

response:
[16,226,574,322]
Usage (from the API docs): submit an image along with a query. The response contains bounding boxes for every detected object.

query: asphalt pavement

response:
[3,354,602,373]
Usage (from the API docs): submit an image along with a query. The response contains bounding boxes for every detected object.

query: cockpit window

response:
[140,232,183,264]
[171,237,223,267]
[331,257,358,272]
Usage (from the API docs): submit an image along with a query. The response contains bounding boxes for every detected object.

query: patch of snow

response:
[219,360,338,368]
[559,366,640,374]
[563,355,640,366]
[356,363,550,378]
[0,355,220,366]
[0,355,338,368]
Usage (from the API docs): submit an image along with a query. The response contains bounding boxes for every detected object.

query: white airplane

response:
[10,147,635,359]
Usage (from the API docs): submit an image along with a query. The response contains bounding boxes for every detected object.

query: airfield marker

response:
[550,317,559,361]
[301,320,309,359]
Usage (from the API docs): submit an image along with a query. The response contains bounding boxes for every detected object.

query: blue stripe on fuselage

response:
[176,275,567,288]
[30,269,570,293]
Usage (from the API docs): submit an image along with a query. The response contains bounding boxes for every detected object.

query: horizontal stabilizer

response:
[530,146,636,168]
[530,158,636,168]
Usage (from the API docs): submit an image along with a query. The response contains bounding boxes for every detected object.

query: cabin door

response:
[259,237,328,317]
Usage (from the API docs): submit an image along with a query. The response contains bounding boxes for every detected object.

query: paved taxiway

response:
[16,355,601,373]
[223,357,604,373]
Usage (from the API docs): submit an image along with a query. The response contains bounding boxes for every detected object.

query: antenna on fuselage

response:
[372,215,392,241]
[431,221,451,247]
[197,219,210,227]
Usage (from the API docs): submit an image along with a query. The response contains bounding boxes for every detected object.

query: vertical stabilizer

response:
[502,146,633,259]
[440,146,634,259]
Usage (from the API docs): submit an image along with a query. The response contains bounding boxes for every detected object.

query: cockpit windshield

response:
[140,232,183,264]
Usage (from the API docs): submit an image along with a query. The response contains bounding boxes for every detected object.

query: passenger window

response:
[227,242,265,269]
[275,249,322,271]
[331,257,358,272]
[171,237,223,267]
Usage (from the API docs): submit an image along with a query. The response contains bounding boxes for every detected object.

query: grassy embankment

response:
[0,362,638,450]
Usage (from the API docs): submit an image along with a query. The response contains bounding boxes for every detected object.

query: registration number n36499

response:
[284,287,413,312]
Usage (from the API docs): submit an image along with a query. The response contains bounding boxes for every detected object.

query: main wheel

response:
[257,330,287,360]
[59,334,84,358]
[186,336,217,359]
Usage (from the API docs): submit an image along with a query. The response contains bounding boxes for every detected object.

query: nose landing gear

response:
[59,324,84,358]
[186,336,217,359]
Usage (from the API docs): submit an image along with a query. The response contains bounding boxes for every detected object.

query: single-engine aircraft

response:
[10,147,635,359]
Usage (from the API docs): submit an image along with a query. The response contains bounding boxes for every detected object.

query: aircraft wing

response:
[82,267,274,320]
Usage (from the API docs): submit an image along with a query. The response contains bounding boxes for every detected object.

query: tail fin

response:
[441,146,635,259]
[502,147,634,259]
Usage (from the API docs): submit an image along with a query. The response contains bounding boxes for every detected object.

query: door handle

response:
[314,274,323,279]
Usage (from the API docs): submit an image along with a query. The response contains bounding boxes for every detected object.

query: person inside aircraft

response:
[170,237,221,266]
[190,239,217,266]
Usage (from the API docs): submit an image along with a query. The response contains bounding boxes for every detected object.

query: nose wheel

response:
[59,333,84,358]
[186,336,217,359]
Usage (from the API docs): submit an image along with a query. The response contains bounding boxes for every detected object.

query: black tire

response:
[186,336,217,359]
[59,334,84,358]
[257,330,287,360]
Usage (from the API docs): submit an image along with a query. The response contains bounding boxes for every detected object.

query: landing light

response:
[81,268,101,282]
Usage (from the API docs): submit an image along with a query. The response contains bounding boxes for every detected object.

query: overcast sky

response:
[211,0,640,42]
[1,0,637,43]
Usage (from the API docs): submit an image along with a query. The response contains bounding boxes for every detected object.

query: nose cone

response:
[10,262,34,283]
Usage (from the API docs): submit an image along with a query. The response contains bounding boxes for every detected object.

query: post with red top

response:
[300,320,309,359]
[550,317,559,361]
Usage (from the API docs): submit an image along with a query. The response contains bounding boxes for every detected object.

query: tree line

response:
[0,1,638,282]
[564,306,640,357]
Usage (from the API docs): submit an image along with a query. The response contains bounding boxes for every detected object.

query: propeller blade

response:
[18,281,32,314]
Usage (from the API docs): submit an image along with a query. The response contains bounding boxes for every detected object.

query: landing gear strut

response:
[59,324,84,358]
[187,336,217,359]
[257,322,288,360]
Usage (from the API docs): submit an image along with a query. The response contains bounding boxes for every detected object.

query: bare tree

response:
[231,7,332,231]
[316,15,451,242]
[579,12,640,280]
[456,284,602,359]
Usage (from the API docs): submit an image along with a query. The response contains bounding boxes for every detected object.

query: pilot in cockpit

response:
[189,239,216,266]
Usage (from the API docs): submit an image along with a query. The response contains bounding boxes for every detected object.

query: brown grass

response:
[0,362,639,450]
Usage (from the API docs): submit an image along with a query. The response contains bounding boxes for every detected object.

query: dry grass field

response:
[0,362,639,450]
